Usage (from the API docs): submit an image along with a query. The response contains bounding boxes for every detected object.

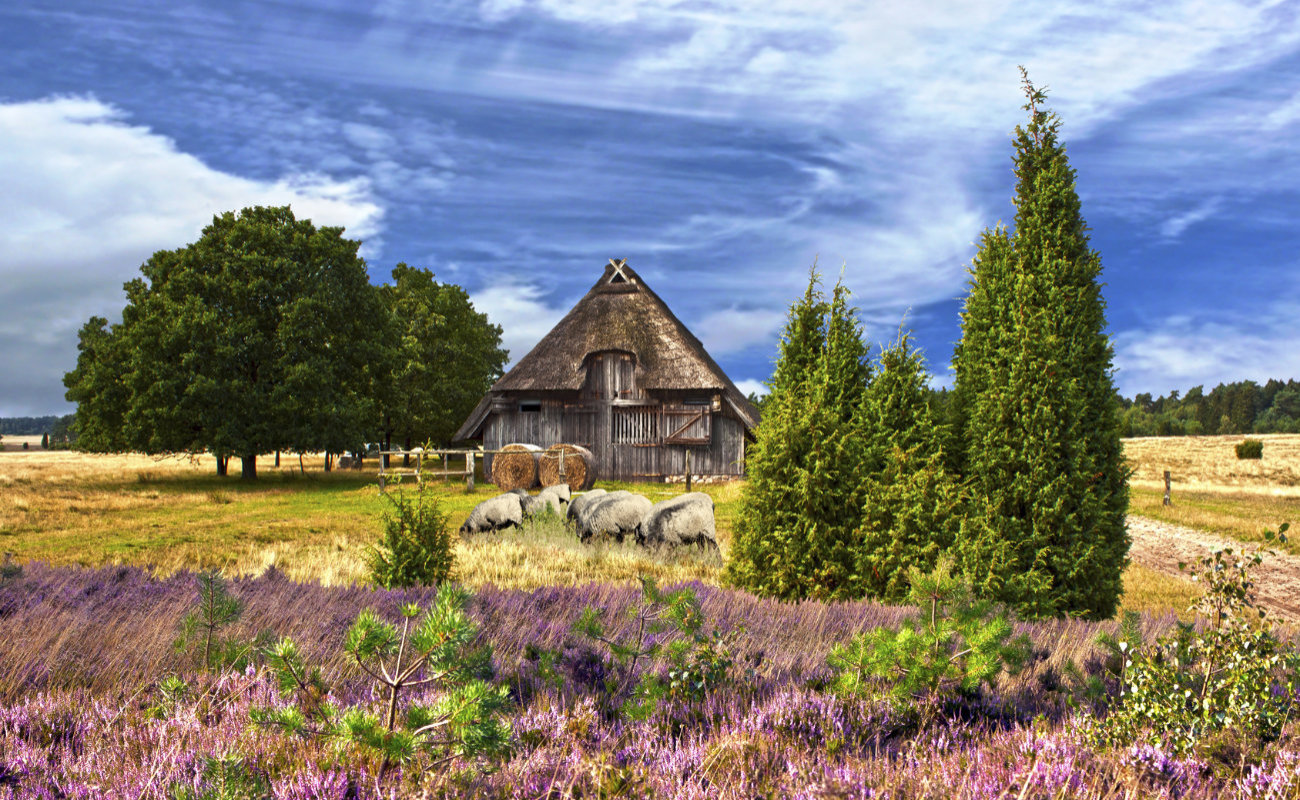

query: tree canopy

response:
[63,206,504,478]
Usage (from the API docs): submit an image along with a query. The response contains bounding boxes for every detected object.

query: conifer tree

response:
[726,270,872,600]
[725,269,827,598]
[952,70,1128,620]
[853,332,963,602]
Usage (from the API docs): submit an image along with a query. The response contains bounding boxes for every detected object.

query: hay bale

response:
[492,443,541,491]
[539,444,595,491]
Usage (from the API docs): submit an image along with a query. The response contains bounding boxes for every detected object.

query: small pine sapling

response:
[254,584,511,777]
[368,462,455,588]
[174,569,254,672]
[168,754,271,800]
[827,557,1029,718]
[1094,523,1300,755]
[574,576,736,719]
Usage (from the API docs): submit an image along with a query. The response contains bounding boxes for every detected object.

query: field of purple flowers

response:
[2,563,1298,799]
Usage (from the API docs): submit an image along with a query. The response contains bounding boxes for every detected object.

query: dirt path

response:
[1128,515,1300,622]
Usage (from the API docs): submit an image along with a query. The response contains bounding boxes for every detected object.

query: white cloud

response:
[733,378,767,398]
[1159,197,1223,240]
[0,95,384,414]
[468,280,568,367]
[694,307,786,355]
[1113,300,1300,396]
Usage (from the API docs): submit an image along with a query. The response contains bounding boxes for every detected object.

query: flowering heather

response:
[5,564,1286,799]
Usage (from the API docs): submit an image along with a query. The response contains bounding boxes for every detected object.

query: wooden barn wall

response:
[482,392,746,481]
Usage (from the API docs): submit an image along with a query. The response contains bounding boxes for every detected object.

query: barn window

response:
[613,406,659,444]
[519,400,542,413]
[663,405,712,445]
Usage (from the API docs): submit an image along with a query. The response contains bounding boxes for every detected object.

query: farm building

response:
[453,259,761,482]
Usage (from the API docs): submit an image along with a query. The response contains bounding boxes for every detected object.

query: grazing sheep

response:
[565,488,608,528]
[460,492,525,535]
[523,484,571,518]
[637,492,719,559]
[580,491,652,544]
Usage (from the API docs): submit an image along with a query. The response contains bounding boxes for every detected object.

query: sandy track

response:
[1128,515,1300,622]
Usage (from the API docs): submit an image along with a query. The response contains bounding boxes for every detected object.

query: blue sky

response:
[2,1,1299,417]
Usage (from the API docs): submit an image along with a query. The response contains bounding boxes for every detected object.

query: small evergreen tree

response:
[952,69,1128,620]
[725,268,828,598]
[853,332,963,602]
[726,269,872,600]
[367,467,455,588]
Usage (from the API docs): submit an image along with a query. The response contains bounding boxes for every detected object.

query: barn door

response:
[662,405,711,444]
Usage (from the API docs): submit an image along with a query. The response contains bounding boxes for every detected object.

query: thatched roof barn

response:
[454,259,760,482]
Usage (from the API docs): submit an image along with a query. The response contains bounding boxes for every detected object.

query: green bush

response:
[254,584,511,777]
[367,477,455,588]
[826,557,1029,719]
[1093,523,1300,755]
[574,576,737,719]
[1236,438,1264,459]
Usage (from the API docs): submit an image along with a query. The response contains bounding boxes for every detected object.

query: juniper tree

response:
[725,269,827,598]
[726,269,872,600]
[952,69,1128,620]
[853,333,962,602]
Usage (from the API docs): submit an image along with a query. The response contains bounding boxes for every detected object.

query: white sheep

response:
[580,491,652,544]
[460,492,525,535]
[637,492,719,559]
[565,488,608,528]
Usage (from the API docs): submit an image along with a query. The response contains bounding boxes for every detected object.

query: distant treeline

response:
[1112,379,1300,437]
[0,416,66,436]
[749,378,1300,440]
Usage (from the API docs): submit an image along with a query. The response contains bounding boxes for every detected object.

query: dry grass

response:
[4,436,1290,619]
[0,450,736,590]
[1124,433,1300,495]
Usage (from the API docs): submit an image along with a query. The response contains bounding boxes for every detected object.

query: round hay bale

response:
[492,443,541,491]
[539,443,595,491]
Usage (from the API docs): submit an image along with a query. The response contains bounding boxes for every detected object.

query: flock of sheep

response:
[460,485,720,560]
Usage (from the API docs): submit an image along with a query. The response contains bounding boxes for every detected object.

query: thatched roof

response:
[455,260,760,440]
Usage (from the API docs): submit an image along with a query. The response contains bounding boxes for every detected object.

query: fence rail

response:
[375,448,516,491]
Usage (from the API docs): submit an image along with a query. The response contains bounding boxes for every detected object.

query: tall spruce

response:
[853,332,963,602]
[726,270,871,600]
[952,70,1128,620]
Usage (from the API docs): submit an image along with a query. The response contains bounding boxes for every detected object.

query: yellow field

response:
[0,448,733,590]
[1,435,1292,619]
[1124,433,1300,495]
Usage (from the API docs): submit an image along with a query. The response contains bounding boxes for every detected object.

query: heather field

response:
[2,561,1274,800]
[2,442,1300,797]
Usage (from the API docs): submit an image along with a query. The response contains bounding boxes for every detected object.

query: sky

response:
[2,0,1299,417]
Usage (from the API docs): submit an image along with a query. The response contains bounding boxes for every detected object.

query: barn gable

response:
[454,259,759,482]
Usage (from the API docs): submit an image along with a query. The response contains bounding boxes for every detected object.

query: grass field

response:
[2,435,1292,617]
[0,449,738,590]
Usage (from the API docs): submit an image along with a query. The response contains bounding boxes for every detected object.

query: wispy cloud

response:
[1113,297,1300,396]
[1159,197,1223,240]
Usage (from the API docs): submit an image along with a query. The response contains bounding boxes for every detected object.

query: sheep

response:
[636,492,719,559]
[580,491,652,544]
[523,484,571,519]
[459,492,525,535]
[565,488,608,528]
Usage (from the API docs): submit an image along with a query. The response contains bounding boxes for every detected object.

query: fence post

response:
[467,451,475,492]
[1163,470,1172,507]
[685,449,692,492]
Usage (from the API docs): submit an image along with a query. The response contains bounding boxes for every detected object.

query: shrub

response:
[1236,438,1264,459]
[574,576,738,719]
[1093,523,1300,755]
[826,557,1029,719]
[367,476,455,588]
[174,569,262,672]
[253,584,511,777]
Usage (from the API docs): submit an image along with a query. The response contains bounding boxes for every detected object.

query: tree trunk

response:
[241,455,257,480]
[275,450,281,468]
[324,452,332,472]
[403,435,412,468]
[216,454,228,477]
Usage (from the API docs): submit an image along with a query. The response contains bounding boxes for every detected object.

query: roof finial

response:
[607,257,630,283]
